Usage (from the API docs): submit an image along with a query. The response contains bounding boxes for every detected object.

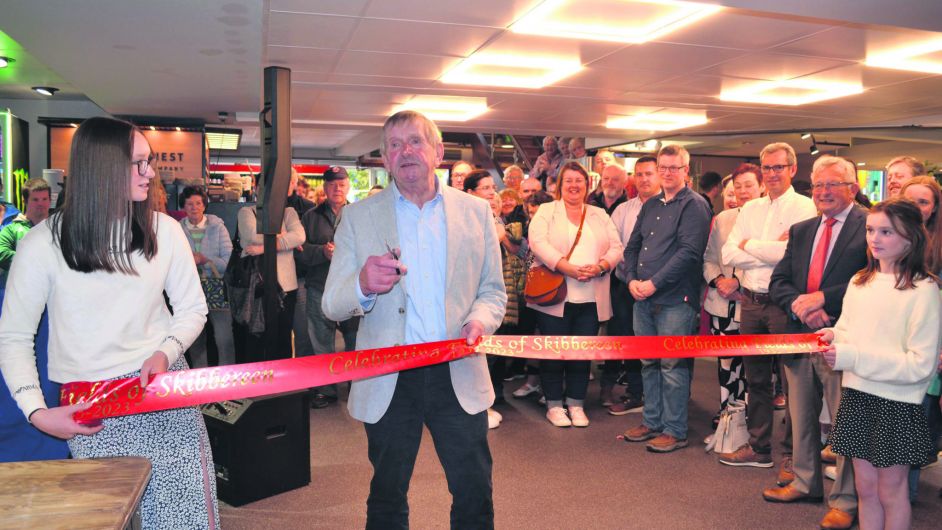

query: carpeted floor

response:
[219,358,942,529]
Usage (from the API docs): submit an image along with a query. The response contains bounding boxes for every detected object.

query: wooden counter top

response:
[0,457,151,529]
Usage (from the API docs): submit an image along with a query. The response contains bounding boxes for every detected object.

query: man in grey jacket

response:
[299,166,358,408]
[322,110,506,529]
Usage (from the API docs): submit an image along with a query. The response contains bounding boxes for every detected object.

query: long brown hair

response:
[51,117,157,273]
[900,176,942,274]
[854,197,939,289]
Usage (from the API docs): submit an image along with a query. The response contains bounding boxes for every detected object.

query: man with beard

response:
[885,155,925,198]
[588,163,629,215]
[322,110,506,529]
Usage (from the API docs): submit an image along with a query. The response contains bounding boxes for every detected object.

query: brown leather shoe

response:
[819,508,854,529]
[646,433,689,453]
[762,485,823,504]
[623,424,660,442]
[820,445,837,464]
[777,455,795,486]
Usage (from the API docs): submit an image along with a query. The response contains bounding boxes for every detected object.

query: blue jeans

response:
[306,285,359,397]
[634,299,698,440]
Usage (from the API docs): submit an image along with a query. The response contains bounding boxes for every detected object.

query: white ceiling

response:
[3,0,942,159]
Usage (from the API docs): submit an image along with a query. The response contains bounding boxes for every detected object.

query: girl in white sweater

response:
[0,117,217,528]
[818,198,941,530]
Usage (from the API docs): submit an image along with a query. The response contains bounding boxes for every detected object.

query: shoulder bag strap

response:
[563,206,588,260]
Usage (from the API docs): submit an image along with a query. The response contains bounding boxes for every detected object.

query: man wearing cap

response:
[323,110,506,528]
[299,166,359,409]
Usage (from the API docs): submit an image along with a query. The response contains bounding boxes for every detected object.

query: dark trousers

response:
[235,289,297,363]
[363,363,493,530]
[739,298,791,454]
[603,280,642,396]
[535,302,600,402]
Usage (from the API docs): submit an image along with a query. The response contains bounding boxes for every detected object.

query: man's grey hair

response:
[812,155,857,184]
[380,110,442,156]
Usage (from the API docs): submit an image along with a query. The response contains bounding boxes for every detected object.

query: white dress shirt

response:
[610,196,643,283]
[722,186,816,292]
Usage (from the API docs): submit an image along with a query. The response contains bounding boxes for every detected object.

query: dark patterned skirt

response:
[829,387,932,468]
[68,357,219,529]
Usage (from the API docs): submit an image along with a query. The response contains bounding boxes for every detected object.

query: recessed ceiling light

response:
[606,110,708,131]
[800,132,812,139]
[32,86,59,96]
[0,57,14,68]
[175,126,182,131]
[441,53,582,89]
[857,161,866,166]
[511,0,722,44]
[866,39,942,74]
[394,95,488,122]
[719,78,863,106]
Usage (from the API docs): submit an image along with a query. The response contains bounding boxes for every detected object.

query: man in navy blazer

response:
[766,156,868,530]
[323,110,506,529]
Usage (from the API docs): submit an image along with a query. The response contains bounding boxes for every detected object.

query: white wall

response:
[0,98,108,178]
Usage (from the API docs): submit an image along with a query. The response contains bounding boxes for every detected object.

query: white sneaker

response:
[824,465,836,481]
[487,408,502,429]
[512,383,541,398]
[546,406,571,427]
[569,406,589,427]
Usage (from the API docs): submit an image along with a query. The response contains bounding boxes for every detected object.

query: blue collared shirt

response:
[357,182,448,344]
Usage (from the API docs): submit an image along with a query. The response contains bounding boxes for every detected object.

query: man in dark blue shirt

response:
[621,144,712,453]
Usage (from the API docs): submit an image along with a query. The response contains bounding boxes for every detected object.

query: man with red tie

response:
[766,155,868,530]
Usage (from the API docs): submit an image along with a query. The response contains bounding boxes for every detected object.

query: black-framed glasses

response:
[760,164,793,174]
[811,182,854,191]
[657,165,687,174]
[133,154,156,176]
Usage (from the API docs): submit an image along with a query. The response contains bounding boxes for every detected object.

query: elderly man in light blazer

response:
[322,110,506,530]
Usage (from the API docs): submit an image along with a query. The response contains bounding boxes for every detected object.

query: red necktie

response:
[806,217,837,293]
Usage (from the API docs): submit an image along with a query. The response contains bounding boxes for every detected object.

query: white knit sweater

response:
[831,273,941,404]
[0,213,207,418]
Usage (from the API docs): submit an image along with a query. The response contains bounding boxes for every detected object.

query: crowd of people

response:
[446,136,941,530]
[0,112,939,529]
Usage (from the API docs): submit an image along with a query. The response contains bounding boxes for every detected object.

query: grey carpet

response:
[219,358,942,529]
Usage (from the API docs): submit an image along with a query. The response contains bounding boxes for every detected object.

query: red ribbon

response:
[62,334,824,422]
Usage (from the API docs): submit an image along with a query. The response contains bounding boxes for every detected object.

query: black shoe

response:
[311,393,337,409]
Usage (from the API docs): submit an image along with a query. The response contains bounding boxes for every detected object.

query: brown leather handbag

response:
[524,206,587,306]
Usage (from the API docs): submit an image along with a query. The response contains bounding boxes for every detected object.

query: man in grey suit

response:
[322,110,507,529]
[766,155,867,530]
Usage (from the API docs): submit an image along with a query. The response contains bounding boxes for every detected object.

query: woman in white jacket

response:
[528,161,623,428]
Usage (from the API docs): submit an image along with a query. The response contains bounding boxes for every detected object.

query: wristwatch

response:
[598,262,608,277]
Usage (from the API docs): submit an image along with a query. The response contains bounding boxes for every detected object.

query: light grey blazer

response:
[322,183,507,424]
[703,207,742,321]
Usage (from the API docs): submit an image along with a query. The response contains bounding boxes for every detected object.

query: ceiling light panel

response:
[606,109,708,131]
[866,39,942,75]
[394,95,489,122]
[511,0,722,44]
[441,53,582,89]
[719,78,863,106]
